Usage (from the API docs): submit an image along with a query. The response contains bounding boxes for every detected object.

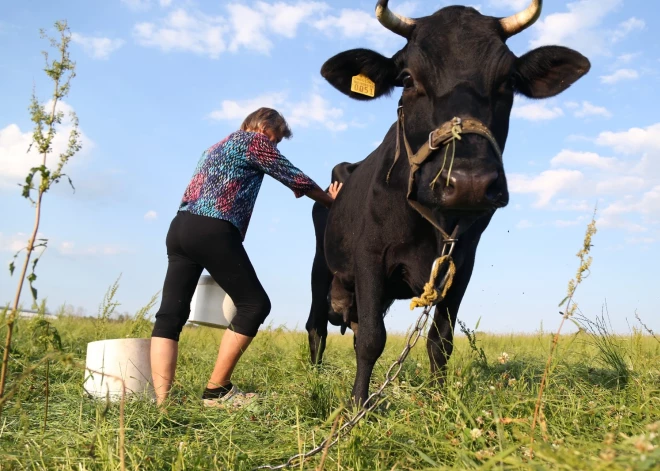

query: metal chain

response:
[254,303,433,471]
[255,243,456,471]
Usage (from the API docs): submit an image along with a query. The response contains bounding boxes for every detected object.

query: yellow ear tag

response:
[351,74,376,97]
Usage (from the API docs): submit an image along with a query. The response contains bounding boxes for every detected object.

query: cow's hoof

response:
[430,374,448,389]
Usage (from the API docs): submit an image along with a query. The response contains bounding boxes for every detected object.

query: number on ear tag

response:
[351,74,376,97]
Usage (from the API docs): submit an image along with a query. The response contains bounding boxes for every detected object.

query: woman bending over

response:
[150,107,341,406]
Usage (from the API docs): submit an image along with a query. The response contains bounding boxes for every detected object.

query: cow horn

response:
[499,0,542,38]
[375,0,415,39]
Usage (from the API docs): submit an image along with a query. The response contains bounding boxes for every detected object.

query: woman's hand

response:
[307,181,343,209]
[327,181,343,200]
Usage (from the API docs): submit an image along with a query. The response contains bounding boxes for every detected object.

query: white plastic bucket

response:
[188,274,237,329]
[83,338,154,401]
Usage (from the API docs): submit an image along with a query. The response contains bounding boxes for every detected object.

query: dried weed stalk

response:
[531,211,597,446]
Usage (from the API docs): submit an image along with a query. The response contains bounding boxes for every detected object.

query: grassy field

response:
[0,309,658,471]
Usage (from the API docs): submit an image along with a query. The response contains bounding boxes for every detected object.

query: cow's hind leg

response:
[306,258,332,365]
[306,203,333,365]
[351,263,386,406]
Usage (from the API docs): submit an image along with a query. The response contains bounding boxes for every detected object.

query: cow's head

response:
[321,0,590,231]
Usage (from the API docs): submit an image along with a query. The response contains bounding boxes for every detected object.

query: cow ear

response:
[514,46,591,99]
[321,48,399,101]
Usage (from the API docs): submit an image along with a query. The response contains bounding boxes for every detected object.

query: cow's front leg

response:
[427,250,476,386]
[351,263,386,407]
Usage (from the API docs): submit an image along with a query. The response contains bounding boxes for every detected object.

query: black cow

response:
[305,0,590,405]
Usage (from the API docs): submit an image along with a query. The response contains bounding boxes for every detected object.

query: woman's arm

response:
[246,134,340,204]
[307,182,342,209]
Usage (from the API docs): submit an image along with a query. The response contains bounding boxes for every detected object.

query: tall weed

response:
[458,317,488,368]
[531,211,597,445]
[127,292,159,338]
[575,304,630,388]
[95,276,121,340]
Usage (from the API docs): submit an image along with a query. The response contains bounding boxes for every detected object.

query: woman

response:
[150,107,341,407]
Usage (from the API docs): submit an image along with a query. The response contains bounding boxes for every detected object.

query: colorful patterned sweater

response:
[178,130,319,240]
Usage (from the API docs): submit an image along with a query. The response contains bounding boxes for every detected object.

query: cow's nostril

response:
[432,171,457,194]
[484,172,502,202]
[444,180,456,195]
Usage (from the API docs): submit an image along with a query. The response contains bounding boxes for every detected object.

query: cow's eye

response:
[402,74,415,90]
[498,76,514,94]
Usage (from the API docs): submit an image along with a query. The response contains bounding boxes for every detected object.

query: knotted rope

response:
[430,117,463,190]
[410,254,456,309]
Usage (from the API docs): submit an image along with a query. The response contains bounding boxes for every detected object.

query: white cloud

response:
[626,236,656,245]
[0,101,93,190]
[595,176,646,194]
[596,123,660,181]
[508,169,584,207]
[257,1,329,39]
[144,210,158,220]
[598,187,660,232]
[57,241,132,257]
[209,93,287,121]
[515,216,588,229]
[529,0,622,56]
[0,232,128,259]
[288,93,347,131]
[553,199,592,212]
[562,100,610,118]
[312,2,416,50]
[209,90,348,132]
[313,9,395,49]
[550,150,617,170]
[615,52,641,65]
[122,0,174,9]
[227,2,328,53]
[0,232,44,253]
[0,124,40,190]
[121,0,152,11]
[511,99,563,121]
[226,4,271,54]
[611,17,645,43]
[132,2,429,58]
[573,101,612,119]
[135,2,328,58]
[600,69,639,84]
[596,123,660,156]
[516,219,534,229]
[488,0,530,9]
[514,122,660,238]
[71,33,124,60]
[554,216,588,228]
[134,9,227,59]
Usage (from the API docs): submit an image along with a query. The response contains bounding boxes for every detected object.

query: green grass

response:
[0,314,659,470]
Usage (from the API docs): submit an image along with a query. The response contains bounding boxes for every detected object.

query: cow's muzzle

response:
[388,108,506,241]
[435,168,509,210]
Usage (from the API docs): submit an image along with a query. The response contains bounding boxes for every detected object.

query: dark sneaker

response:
[202,385,257,409]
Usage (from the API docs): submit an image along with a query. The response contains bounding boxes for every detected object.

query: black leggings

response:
[152,211,271,340]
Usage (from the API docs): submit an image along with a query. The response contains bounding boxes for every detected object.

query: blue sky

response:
[1,0,658,335]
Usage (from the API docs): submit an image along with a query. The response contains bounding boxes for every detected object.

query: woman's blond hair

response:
[240,108,292,141]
